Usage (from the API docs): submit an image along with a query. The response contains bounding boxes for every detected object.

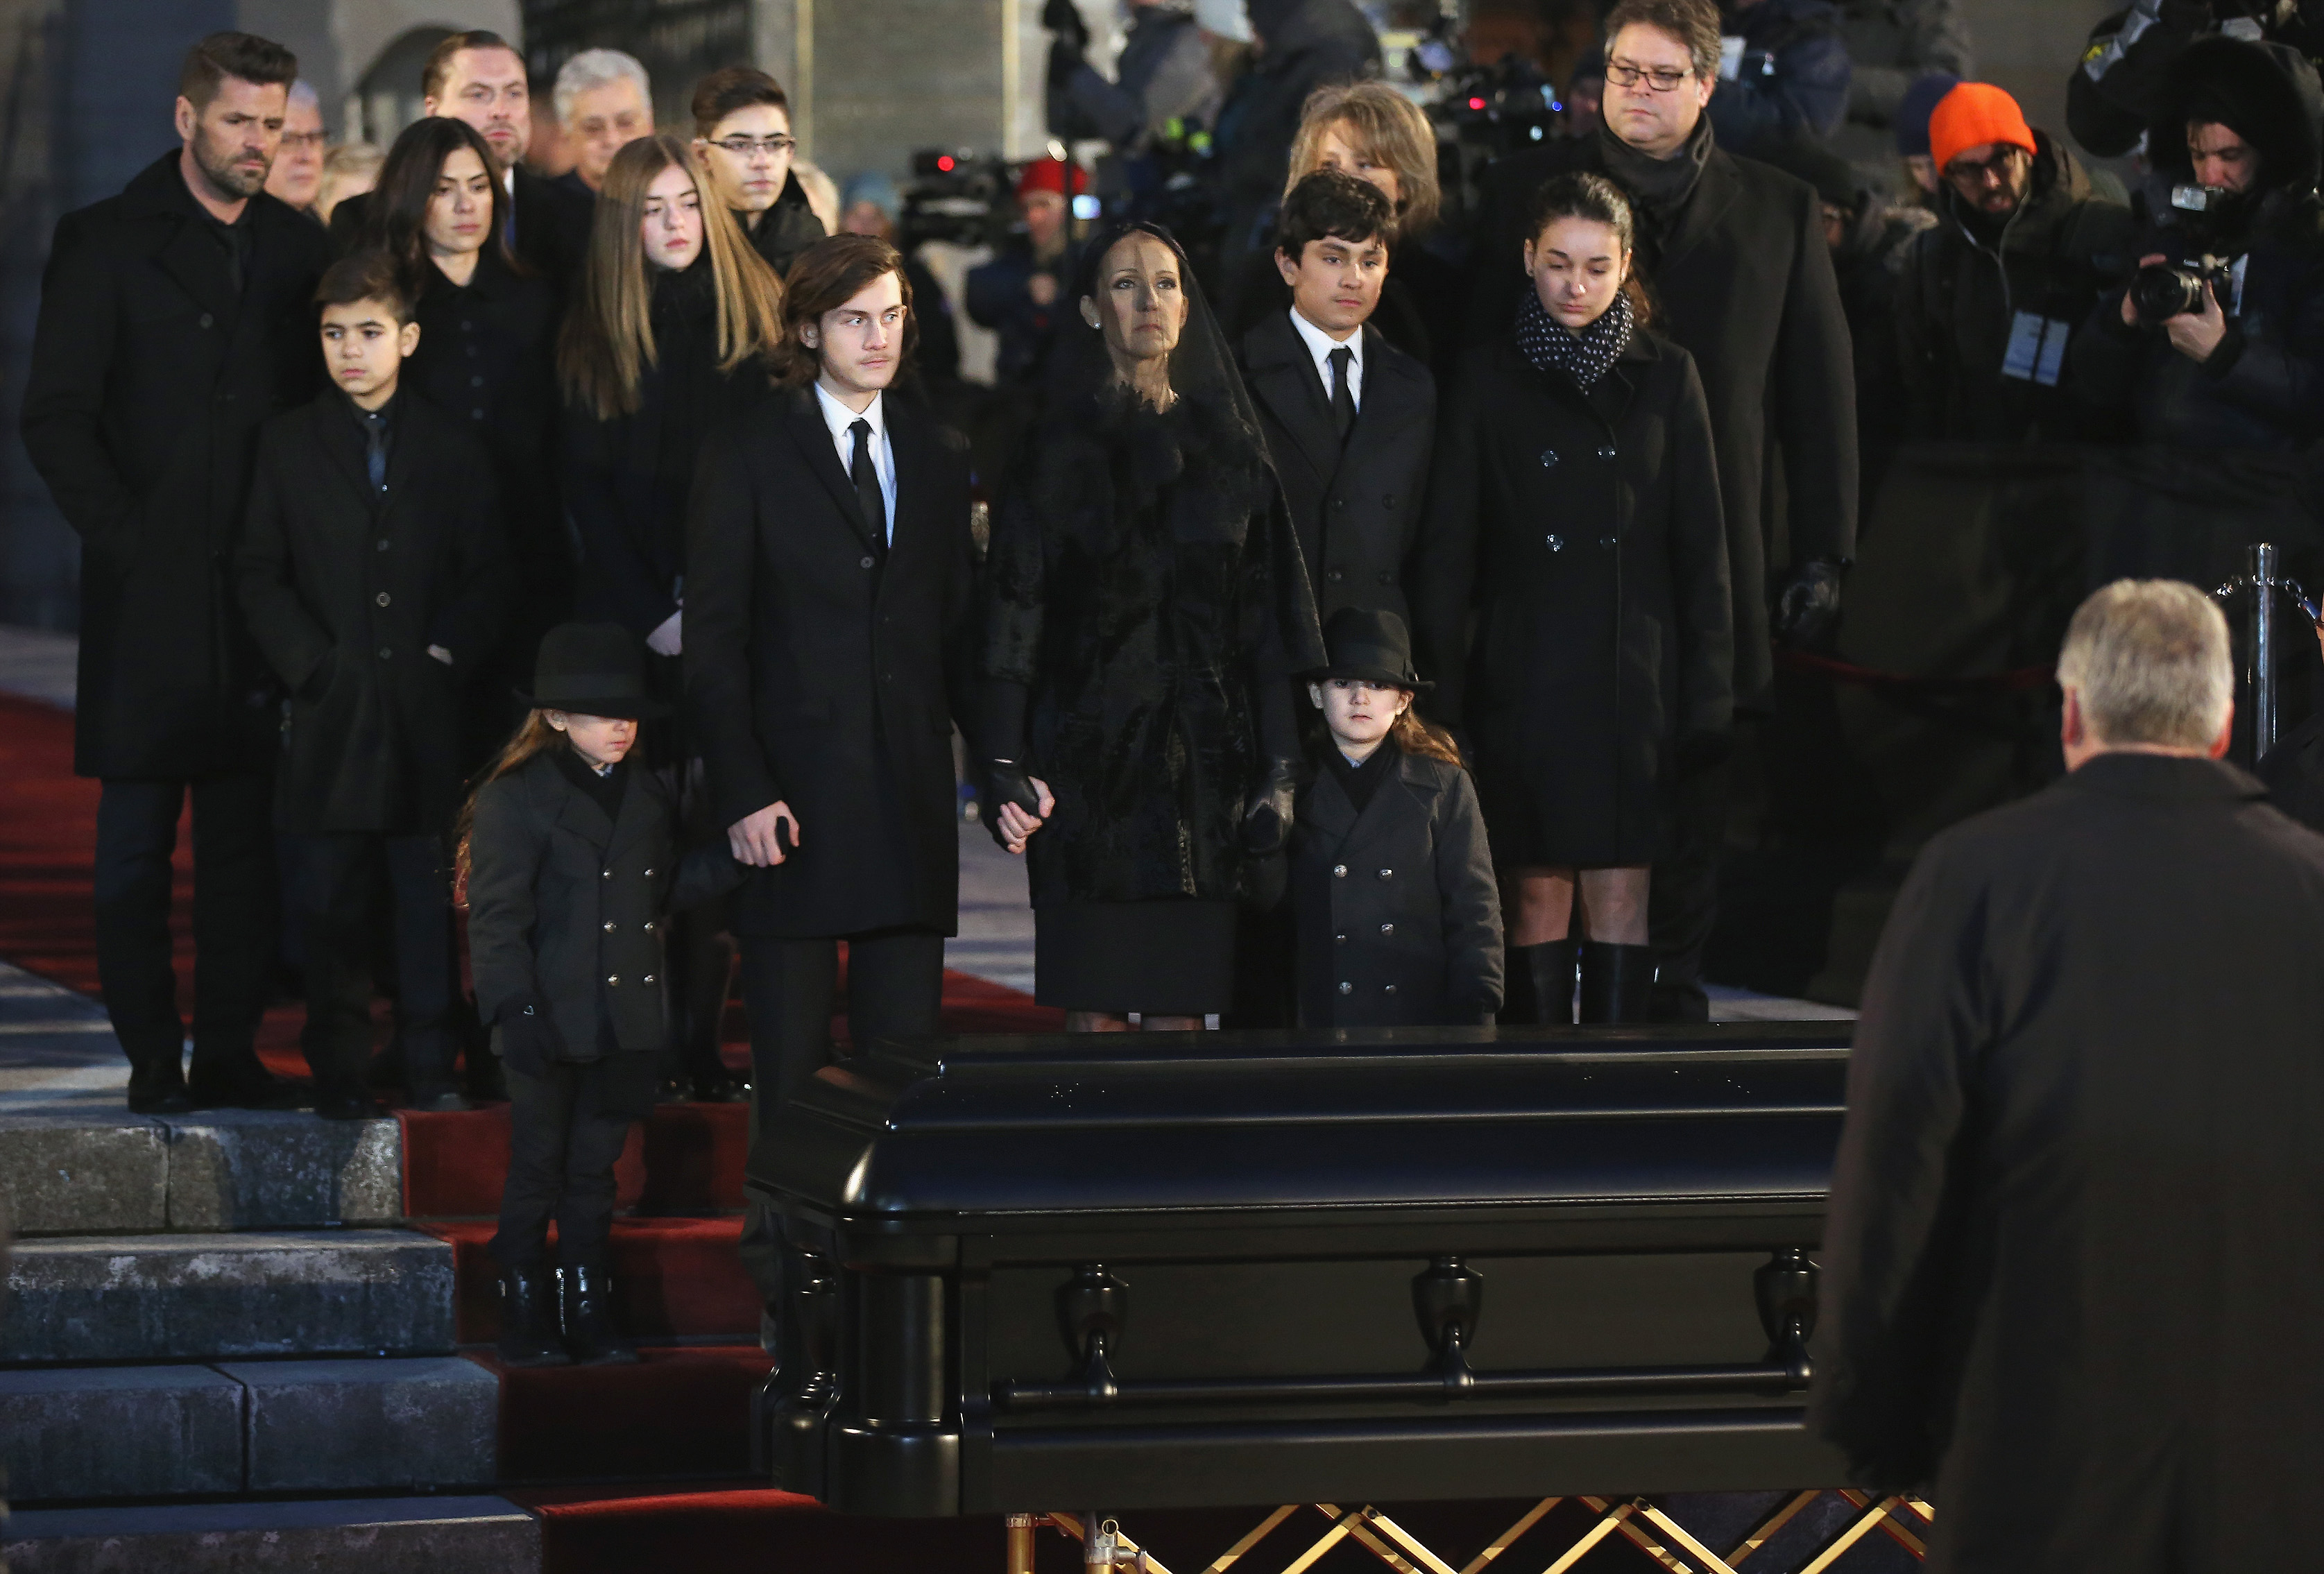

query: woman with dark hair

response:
[1412,172,1732,1026]
[981,221,1325,1032]
[559,132,788,1101]
[360,115,564,755]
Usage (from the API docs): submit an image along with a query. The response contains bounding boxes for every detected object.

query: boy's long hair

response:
[452,711,565,897]
[558,133,787,420]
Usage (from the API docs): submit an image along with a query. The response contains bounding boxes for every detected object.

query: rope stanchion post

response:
[2212,542,2321,764]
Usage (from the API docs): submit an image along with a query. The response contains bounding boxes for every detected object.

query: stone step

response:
[0,1109,401,1235]
[1,1230,455,1362]
[1,1357,499,1500]
[1,1496,539,1573]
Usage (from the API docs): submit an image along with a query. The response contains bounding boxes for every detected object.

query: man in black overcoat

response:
[1461,0,1857,1020]
[327,32,590,288]
[19,32,329,1113]
[1813,579,2324,1573]
[236,253,509,1116]
[1240,170,1434,626]
[685,236,976,1317]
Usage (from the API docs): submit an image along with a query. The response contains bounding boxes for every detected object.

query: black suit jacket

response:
[1467,137,1857,702]
[1813,753,2324,1571]
[20,151,330,779]
[329,166,591,288]
[1241,312,1435,626]
[234,391,509,835]
[685,388,977,939]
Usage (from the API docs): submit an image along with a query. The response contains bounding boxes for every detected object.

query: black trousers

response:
[490,1059,636,1269]
[1646,757,1727,1023]
[94,776,276,1077]
[735,928,946,1302]
[291,831,458,1095]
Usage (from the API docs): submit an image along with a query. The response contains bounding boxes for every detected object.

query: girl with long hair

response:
[557,132,785,1101]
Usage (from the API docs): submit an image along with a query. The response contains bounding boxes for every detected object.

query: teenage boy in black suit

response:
[686,235,977,1323]
[236,250,509,1117]
[1240,168,1437,626]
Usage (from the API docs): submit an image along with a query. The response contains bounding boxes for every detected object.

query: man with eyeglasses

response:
[552,49,655,198]
[1892,81,2132,443]
[688,67,825,277]
[327,31,590,286]
[1458,0,1857,1023]
[264,80,326,218]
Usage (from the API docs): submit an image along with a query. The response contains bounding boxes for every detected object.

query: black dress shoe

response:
[316,1088,388,1120]
[189,1057,305,1110]
[497,1265,572,1368]
[126,1068,196,1115]
[402,1086,471,1113]
[688,1068,745,1104]
[561,1265,640,1365]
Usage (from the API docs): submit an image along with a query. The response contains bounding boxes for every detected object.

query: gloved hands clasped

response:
[1242,758,1300,855]
[1773,558,1847,648]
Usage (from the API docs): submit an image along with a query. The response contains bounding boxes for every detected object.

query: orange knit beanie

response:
[1928,83,2036,173]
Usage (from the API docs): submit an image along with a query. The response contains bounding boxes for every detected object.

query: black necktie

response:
[1328,345,1356,443]
[361,409,390,495]
[848,418,887,561]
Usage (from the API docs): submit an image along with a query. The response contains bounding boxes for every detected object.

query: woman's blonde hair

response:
[452,711,565,896]
[1286,81,1442,237]
[558,133,787,420]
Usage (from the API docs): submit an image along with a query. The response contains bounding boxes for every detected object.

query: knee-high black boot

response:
[1578,942,1656,1024]
[1500,941,1578,1025]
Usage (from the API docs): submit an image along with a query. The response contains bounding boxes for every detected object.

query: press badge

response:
[2002,311,2069,386]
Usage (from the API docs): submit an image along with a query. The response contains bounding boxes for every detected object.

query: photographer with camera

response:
[1891,83,2133,443]
[2069,0,2324,159]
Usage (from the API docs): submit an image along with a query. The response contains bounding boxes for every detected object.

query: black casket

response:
[750,1025,1852,1517]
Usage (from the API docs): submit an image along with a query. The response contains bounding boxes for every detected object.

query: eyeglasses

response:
[1603,58,1694,93]
[1944,148,2024,187]
[707,135,796,159]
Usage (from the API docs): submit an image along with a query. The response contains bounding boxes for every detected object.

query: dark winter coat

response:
[1895,131,2135,443]
[1837,201,1933,515]
[1467,130,1857,705]
[685,387,977,939]
[20,152,330,780]
[2069,0,2324,157]
[569,263,778,641]
[1215,0,1381,271]
[1291,744,1502,1027]
[1707,0,1853,157]
[983,393,1327,907]
[330,168,592,289]
[966,236,1083,388]
[1838,0,1974,128]
[404,247,567,633]
[234,392,509,836]
[1239,312,1435,623]
[2072,39,2324,454]
[467,750,742,1061]
[1050,1,1223,151]
[1812,752,2324,1573]
[740,173,827,279]
[1412,331,1733,868]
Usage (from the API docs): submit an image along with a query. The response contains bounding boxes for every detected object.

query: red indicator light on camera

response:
[1469,96,1486,110]
[937,155,956,171]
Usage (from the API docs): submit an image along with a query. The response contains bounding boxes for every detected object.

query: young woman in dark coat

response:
[1412,173,1732,1025]
[358,116,565,750]
[981,221,1326,1030]
[1290,608,1501,1028]
[460,623,740,1368]
[558,133,787,1100]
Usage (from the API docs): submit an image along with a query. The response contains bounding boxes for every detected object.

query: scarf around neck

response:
[1514,286,1634,392]
[1597,115,1714,232]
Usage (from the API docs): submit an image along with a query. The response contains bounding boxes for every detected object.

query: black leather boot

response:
[1500,940,1578,1025]
[1578,942,1656,1024]
[496,1265,570,1367]
[560,1264,640,1365]
[126,1056,194,1115]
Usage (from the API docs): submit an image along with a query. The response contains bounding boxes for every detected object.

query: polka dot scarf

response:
[1514,286,1634,393]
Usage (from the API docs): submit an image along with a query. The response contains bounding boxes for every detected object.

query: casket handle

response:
[1057,1263,1128,1401]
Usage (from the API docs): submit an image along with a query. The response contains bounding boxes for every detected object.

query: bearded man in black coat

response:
[19,33,329,1113]
[1462,0,1857,1020]
[1814,579,2324,1573]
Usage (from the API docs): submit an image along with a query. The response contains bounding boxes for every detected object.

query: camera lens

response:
[2130,263,2205,322]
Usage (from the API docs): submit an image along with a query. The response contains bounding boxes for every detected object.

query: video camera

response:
[899,148,1015,253]
[2131,184,2242,320]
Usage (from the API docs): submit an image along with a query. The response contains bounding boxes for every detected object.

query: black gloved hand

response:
[1675,728,1734,777]
[496,995,565,1079]
[1772,558,1846,649]
[1043,0,1090,47]
[982,758,1045,849]
[1242,758,1300,854]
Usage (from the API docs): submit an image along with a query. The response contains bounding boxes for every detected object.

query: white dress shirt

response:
[1289,307,1364,411]
[814,381,896,541]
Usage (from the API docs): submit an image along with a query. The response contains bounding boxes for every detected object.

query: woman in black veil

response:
[981,221,1325,1031]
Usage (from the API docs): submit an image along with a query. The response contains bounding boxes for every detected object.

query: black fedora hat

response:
[513,622,668,720]
[1302,607,1433,690]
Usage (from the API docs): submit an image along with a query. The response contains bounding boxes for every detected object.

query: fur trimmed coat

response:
[983,391,1326,907]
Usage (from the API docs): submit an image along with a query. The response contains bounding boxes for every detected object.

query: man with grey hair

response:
[264,79,325,216]
[553,48,653,196]
[1812,577,2324,1571]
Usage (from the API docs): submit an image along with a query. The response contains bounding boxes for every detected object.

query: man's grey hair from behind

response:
[2057,579,2234,750]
